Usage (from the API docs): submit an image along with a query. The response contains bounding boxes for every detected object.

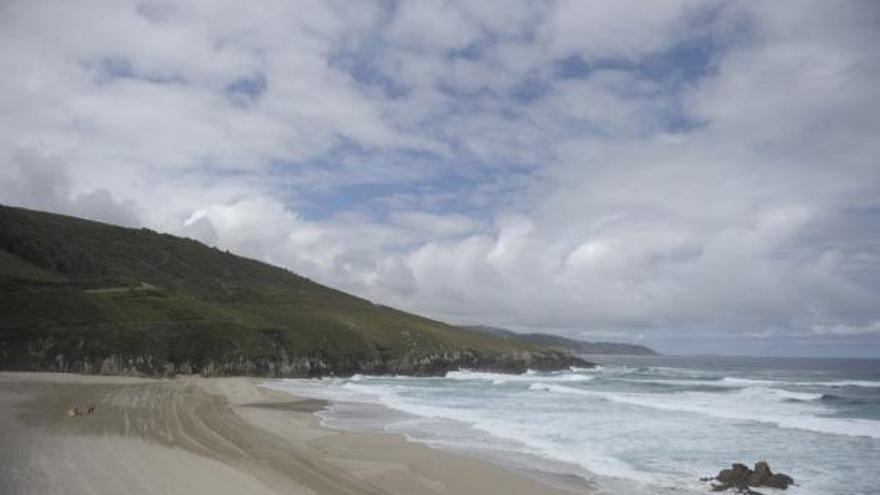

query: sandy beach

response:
[0,372,590,495]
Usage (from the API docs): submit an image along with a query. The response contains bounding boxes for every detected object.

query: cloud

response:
[1,0,878,355]
[539,0,714,59]
[807,321,880,337]
[385,1,482,52]
[1,149,140,227]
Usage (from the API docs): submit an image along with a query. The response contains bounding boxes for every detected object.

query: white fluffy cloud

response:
[1,0,878,355]
[539,0,712,59]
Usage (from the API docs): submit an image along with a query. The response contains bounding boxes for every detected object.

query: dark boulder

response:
[747,461,772,486]
[764,473,794,489]
[717,463,750,484]
[704,461,794,492]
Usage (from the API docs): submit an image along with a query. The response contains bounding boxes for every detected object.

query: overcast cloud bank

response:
[2,0,879,356]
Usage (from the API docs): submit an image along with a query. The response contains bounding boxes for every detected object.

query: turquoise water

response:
[268,356,880,494]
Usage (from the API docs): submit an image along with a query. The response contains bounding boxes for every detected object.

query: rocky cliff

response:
[4,346,584,378]
[0,205,591,377]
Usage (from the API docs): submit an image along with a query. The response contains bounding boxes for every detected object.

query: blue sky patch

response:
[225,73,267,107]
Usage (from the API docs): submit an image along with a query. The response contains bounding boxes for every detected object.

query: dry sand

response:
[0,372,592,495]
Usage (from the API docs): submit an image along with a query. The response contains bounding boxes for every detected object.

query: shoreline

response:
[264,379,601,494]
[264,379,600,494]
[0,372,592,495]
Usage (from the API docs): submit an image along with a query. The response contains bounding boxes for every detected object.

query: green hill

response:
[467,326,658,356]
[0,205,589,377]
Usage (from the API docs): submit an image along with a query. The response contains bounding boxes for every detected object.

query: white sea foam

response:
[721,377,880,388]
[445,370,594,384]
[526,382,880,439]
[338,382,666,485]
[748,387,823,401]
[798,379,880,388]
[325,379,871,487]
[621,375,880,391]
[268,363,880,495]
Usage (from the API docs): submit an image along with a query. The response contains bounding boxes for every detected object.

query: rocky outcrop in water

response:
[702,461,794,493]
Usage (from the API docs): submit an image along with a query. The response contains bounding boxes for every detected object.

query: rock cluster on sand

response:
[702,461,794,493]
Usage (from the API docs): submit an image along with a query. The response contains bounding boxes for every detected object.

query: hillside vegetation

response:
[0,205,588,377]
[468,326,658,356]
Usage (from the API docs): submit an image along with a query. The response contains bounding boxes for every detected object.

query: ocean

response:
[266,355,880,494]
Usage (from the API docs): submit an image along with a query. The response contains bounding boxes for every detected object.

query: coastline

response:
[0,372,591,495]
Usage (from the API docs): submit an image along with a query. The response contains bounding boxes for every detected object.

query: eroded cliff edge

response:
[0,205,591,377]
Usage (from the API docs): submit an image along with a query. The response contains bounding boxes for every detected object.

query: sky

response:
[1,1,879,357]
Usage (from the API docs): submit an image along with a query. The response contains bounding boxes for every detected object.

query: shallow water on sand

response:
[268,355,880,495]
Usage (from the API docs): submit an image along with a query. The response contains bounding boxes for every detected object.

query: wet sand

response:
[0,372,590,495]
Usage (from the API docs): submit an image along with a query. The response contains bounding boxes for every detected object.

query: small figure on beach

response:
[87,403,95,415]
[67,404,82,417]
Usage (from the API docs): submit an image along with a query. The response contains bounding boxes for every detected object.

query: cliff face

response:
[4,346,584,378]
[0,205,591,377]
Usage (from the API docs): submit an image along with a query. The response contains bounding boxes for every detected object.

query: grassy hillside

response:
[0,205,588,376]
[468,326,658,356]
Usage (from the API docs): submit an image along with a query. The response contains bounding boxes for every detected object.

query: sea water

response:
[266,355,880,494]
